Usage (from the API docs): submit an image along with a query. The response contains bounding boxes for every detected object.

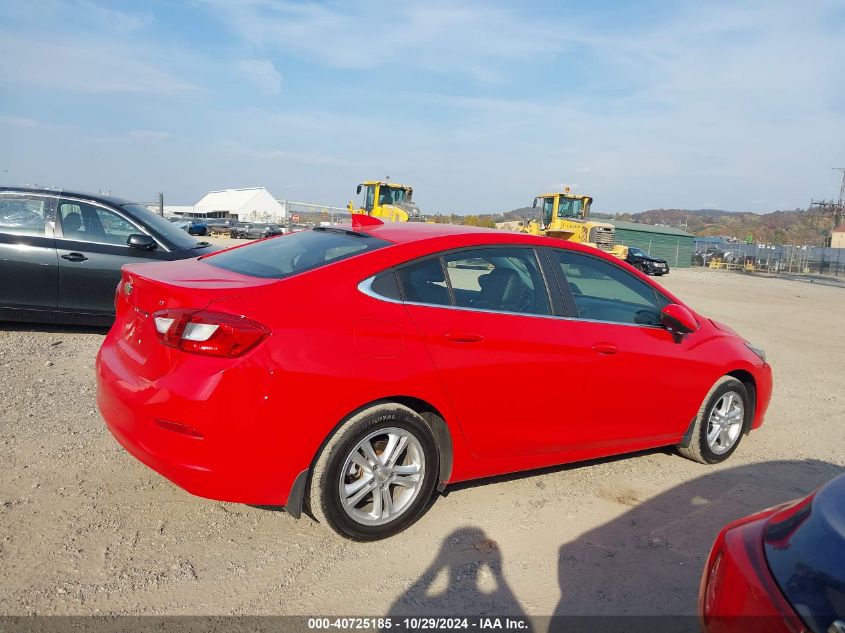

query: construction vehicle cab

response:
[349,181,424,222]
[528,187,627,259]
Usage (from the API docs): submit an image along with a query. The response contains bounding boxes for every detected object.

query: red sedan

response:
[96,217,772,540]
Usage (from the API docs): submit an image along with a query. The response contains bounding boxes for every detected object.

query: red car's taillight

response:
[152,309,270,358]
[700,510,808,633]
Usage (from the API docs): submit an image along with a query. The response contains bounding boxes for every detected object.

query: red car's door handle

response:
[445,332,484,343]
[592,342,619,355]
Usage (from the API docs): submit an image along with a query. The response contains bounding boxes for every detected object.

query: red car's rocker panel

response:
[96,220,772,539]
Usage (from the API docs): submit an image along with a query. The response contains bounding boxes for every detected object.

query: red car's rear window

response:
[204,228,391,279]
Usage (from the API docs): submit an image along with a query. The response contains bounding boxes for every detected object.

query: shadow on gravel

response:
[443,446,675,495]
[387,526,529,621]
[387,459,842,626]
[552,458,844,617]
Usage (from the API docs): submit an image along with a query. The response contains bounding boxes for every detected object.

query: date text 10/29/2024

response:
[308,618,531,630]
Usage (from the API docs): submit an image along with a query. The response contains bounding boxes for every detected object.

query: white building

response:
[144,204,194,218]
[193,187,286,222]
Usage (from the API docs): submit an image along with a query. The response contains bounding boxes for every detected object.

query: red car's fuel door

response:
[396,247,596,459]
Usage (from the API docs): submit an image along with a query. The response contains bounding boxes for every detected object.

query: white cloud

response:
[203,1,565,82]
[0,0,153,32]
[76,0,153,32]
[0,36,200,94]
[225,144,350,167]
[128,130,171,141]
[0,115,39,128]
[237,59,283,95]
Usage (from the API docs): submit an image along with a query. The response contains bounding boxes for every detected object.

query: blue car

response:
[186,220,208,236]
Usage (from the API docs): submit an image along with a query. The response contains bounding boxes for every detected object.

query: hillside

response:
[428,205,833,246]
[615,208,828,244]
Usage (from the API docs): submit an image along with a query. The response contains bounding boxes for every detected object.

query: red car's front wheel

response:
[678,376,750,464]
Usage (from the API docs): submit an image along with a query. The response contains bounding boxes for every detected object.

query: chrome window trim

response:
[357,276,665,330]
[358,276,404,305]
[54,194,171,253]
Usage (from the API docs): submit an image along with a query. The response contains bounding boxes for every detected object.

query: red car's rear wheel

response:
[307,403,439,540]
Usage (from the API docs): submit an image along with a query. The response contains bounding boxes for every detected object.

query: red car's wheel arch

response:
[287,394,468,519]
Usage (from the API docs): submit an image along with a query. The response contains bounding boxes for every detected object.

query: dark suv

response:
[625,247,670,276]
[0,187,218,325]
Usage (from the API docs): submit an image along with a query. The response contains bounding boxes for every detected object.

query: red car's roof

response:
[340,219,538,245]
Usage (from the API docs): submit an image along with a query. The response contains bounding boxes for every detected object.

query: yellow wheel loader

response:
[526,187,628,259]
[348,180,425,222]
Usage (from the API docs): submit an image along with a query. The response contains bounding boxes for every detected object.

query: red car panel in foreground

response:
[97,217,772,540]
[700,473,845,633]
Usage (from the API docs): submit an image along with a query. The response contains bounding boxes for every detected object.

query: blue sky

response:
[1,0,844,214]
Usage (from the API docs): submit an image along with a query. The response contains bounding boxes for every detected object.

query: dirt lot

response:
[1,268,843,617]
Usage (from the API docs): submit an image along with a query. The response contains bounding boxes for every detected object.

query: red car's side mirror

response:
[660,304,699,336]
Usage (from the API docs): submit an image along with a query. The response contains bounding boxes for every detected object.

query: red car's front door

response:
[546,248,709,446]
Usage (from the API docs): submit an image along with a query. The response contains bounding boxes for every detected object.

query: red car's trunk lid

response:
[114,258,276,378]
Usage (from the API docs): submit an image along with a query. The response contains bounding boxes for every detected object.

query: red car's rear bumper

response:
[96,340,298,506]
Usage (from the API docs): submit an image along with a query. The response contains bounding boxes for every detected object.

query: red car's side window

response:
[442,248,550,315]
[552,250,666,326]
[395,247,551,316]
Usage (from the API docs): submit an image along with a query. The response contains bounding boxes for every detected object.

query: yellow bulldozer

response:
[348,180,425,222]
[525,187,628,259]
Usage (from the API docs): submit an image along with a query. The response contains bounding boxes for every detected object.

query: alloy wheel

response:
[706,391,744,455]
[338,427,425,526]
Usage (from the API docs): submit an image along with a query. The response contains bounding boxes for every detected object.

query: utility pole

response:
[807,168,845,246]
[834,168,845,229]
[158,192,164,217]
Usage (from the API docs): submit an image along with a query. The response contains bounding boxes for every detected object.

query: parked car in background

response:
[205,218,239,232]
[625,247,670,275]
[168,216,189,227]
[205,218,238,237]
[229,223,284,239]
[186,220,208,236]
[0,187,217,325]
[97,217,771,540]
[700,473,845,633]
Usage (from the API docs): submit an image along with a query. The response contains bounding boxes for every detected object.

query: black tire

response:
[308,403,439,541]
[677,377,750,464]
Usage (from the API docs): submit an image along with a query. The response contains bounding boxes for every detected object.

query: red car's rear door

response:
[397,246,596,460]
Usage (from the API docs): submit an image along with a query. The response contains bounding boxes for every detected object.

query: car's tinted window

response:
[396,258,450,306]
[120,204,199,250]
[0,193,48,236]
[554,251,662,325]
[58,199,137,245]
[397,248,551,316]
[206,228,390,279]
[444,248,550,315]
[370,270,401,301]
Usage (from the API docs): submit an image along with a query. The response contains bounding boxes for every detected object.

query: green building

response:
[607,220,694,268]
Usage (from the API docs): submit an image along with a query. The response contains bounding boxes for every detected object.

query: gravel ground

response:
[0,268,843,617]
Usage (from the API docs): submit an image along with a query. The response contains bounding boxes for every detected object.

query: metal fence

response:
[693,240,845,276]
[277,200,350,225]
